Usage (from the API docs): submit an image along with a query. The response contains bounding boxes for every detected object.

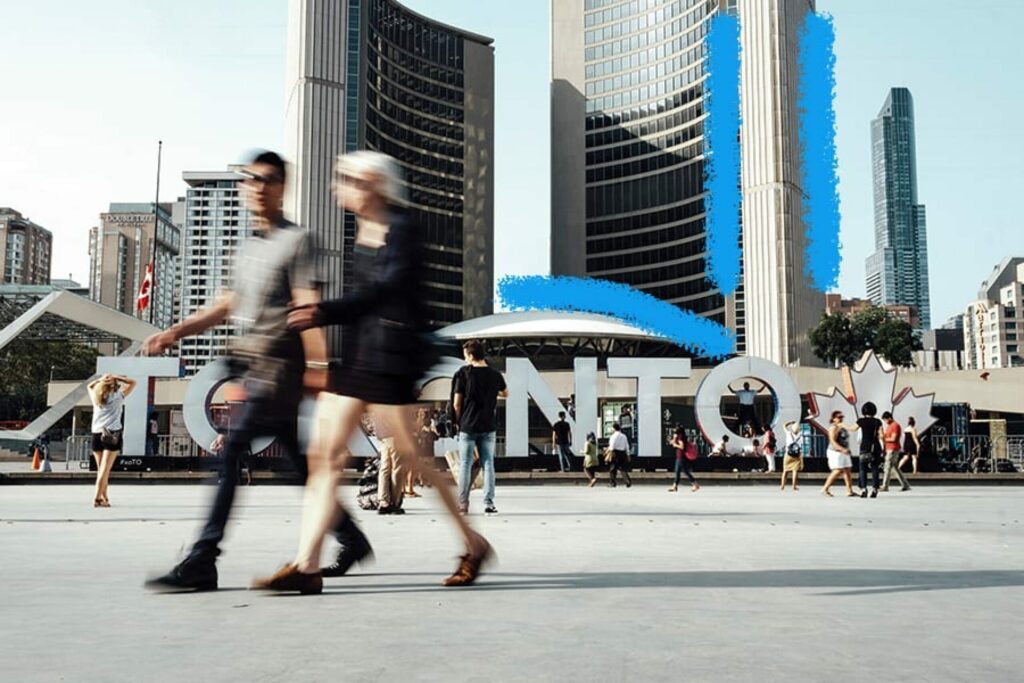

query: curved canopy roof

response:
[436,311,669,342]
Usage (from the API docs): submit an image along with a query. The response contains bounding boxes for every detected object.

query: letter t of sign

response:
[606,359,692,457]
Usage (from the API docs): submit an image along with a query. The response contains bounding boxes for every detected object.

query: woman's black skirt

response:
[332,368,419,406]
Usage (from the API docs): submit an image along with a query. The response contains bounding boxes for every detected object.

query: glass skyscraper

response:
[866,87,931,330]
[286,0,494,355]
[552,0,821,365]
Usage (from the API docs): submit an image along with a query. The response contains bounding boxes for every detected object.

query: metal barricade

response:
[64,434,203,467]
[1007,437,1024,469]
[64,435,92,470]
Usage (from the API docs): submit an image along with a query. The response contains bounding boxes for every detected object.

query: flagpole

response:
[149,140,162,325]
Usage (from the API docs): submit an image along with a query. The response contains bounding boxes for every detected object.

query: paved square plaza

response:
[1,483,1022,682]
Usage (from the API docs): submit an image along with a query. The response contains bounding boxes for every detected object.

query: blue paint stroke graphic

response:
[498,275,735,360]
[703,13,742,296]
[797,12,841,291]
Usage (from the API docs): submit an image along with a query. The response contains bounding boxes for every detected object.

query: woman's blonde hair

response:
[96,378,119,406]
[336,151,408,206]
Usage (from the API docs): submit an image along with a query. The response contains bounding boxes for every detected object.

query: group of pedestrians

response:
[822,403,915,498]
[84,148,928,596]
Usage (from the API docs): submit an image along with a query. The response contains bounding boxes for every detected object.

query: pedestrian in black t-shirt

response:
[453,340,508,515]
[552,413,573,472]
[856,401,884,498]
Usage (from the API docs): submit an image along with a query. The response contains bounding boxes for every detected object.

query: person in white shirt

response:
[607,422,632,488]
[742,439,763,472]
[728,380,765,432]
[710,435,732,456]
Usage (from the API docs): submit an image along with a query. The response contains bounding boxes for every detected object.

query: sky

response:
[1,0,1022,326]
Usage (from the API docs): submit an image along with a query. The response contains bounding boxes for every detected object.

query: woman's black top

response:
[903,431,917,455]
[834,427,849,449]
[317,209,432,379]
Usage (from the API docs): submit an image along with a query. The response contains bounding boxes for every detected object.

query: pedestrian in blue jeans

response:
[552,412,574,472]
[453,340,508,515]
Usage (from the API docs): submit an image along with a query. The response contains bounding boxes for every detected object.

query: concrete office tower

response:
[963,257,1024,370]
[737,0,821,365]
[866,87,931,330]
[552,0,820,365]
[285,0,494,356]
[176,168,255,376]
[0,208,52,285]
[88,203,180,330]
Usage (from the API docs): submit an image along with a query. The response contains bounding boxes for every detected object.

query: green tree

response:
[872,315,923,367]
[0,340,99,422]
[809,312,860,366]
[809,306,922,368]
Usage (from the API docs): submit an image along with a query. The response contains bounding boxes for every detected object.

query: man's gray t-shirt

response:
[226,218,319,397]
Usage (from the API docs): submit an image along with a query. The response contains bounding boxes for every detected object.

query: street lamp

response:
[49,365,56,383]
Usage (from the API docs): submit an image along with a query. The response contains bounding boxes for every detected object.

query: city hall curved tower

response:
[552,0,822,365]
[286,0,494,353]
[553,1,726,330]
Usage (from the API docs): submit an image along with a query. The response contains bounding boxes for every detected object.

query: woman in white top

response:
[821,410,857,497]
[86,373,137,507]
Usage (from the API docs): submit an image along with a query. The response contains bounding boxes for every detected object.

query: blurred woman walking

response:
[253,152,491,594]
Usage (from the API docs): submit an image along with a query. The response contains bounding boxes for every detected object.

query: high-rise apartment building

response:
[0,207,52,285]
[88,203,180,330]
[285,0,495,357]
[963,257,1024,370]
[176,168,255,375]
[551,0,820,365]
[866,87,931,330]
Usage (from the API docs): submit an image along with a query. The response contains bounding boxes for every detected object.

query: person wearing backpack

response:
[668,425,699,493]
[780,420,804,491]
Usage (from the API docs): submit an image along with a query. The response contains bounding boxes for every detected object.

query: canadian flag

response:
[136,261,154,311]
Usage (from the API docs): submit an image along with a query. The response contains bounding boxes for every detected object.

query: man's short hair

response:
[881,411,894,420]
[862,401,877,417]
[558,411,566,419]
[612,422,620,431]
[722,435,730,442]
[462,339,485,361]
[250,150,286,184]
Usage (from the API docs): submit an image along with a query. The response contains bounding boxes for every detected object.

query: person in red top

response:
[881,412,912,492]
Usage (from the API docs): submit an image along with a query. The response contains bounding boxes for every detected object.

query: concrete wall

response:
[462,38,496,317]
[549,1,586,277]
